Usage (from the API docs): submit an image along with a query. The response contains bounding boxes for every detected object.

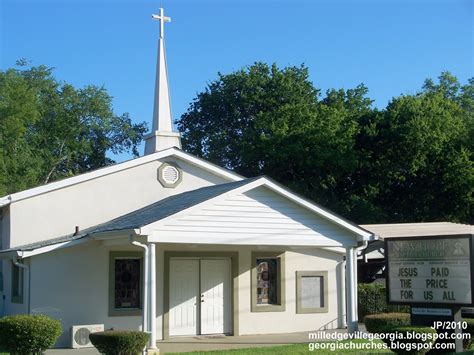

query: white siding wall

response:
[7,157,230,248]
[26,242,144,347]
[154,187,356,247]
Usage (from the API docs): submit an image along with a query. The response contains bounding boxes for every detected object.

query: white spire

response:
[144,7,181,155]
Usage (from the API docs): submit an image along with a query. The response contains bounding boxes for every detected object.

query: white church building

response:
[0,9,374,349]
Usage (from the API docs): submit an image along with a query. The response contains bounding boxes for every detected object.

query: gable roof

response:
[93,175,373,241]
[2,176,373,257]
[86,177,258,236]
[0,148,243,208]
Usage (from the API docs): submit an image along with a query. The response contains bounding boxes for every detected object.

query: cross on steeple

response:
[144,7,182,154]
[152,8,171,39]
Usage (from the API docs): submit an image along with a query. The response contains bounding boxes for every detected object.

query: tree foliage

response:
[368,84,472,222]
[0,62,147,196]
[179,64,473,223]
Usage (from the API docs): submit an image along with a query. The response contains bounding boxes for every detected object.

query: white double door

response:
[169,258,231,336]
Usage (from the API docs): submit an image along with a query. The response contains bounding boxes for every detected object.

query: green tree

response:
[369,73,473,223]
[0,62,147,195]
[178,62,374,218]
[178,64,473,223]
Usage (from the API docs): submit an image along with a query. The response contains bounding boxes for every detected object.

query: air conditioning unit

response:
[71,324,104,348]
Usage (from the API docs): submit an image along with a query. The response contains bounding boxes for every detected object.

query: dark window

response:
[11,262,23,303]
[256,258,278,305]
[114,258,140,309]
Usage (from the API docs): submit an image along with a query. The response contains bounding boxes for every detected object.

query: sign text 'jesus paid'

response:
[386,236,474,305]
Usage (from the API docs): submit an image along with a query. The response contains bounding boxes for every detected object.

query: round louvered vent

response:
[158,162,182,188]
[74,327,91,346]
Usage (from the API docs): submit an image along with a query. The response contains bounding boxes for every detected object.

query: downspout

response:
[12,257,30,314]
[356,241,369,253]
[345,240,369,333]
[129,237,149,337]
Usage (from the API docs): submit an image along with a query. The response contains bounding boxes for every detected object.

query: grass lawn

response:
[0,340,470,355]
[166,339,474,354]
[166,339,393,354]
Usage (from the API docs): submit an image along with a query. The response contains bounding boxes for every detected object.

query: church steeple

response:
[144,7,182,155]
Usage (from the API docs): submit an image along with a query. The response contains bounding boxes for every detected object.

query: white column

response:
[339,259,347,328]
[345,247,358,333]
[149,243,157,349]
[142,247,149,334]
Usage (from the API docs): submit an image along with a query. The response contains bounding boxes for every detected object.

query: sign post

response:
[386,235,474,353]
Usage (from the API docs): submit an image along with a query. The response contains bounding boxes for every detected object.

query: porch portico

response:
[145,243,359,349]
[89,176,371,348]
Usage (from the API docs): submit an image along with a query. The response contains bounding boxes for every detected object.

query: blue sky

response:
[1,0,473,161]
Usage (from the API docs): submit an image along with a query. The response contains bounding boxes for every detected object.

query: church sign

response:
[386,236,474,305]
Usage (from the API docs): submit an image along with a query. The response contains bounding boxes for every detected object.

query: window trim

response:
[251,251,285,312]
[11,261,24,304]
[296,271,328,314]
[109,251,143,317]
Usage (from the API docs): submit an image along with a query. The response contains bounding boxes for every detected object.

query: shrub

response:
[364,312,411,334]
[89,330,149,355]
[0,314,62,354]
[358,283,410,319]
[359,283,387,318]
[463,318,474,349]
[384,326,437,355]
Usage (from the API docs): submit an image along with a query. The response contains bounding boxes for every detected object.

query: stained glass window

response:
[256,258,278,305]
[114,258,140,309]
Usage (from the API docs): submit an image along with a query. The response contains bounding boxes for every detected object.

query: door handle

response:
[201,300,204,303]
